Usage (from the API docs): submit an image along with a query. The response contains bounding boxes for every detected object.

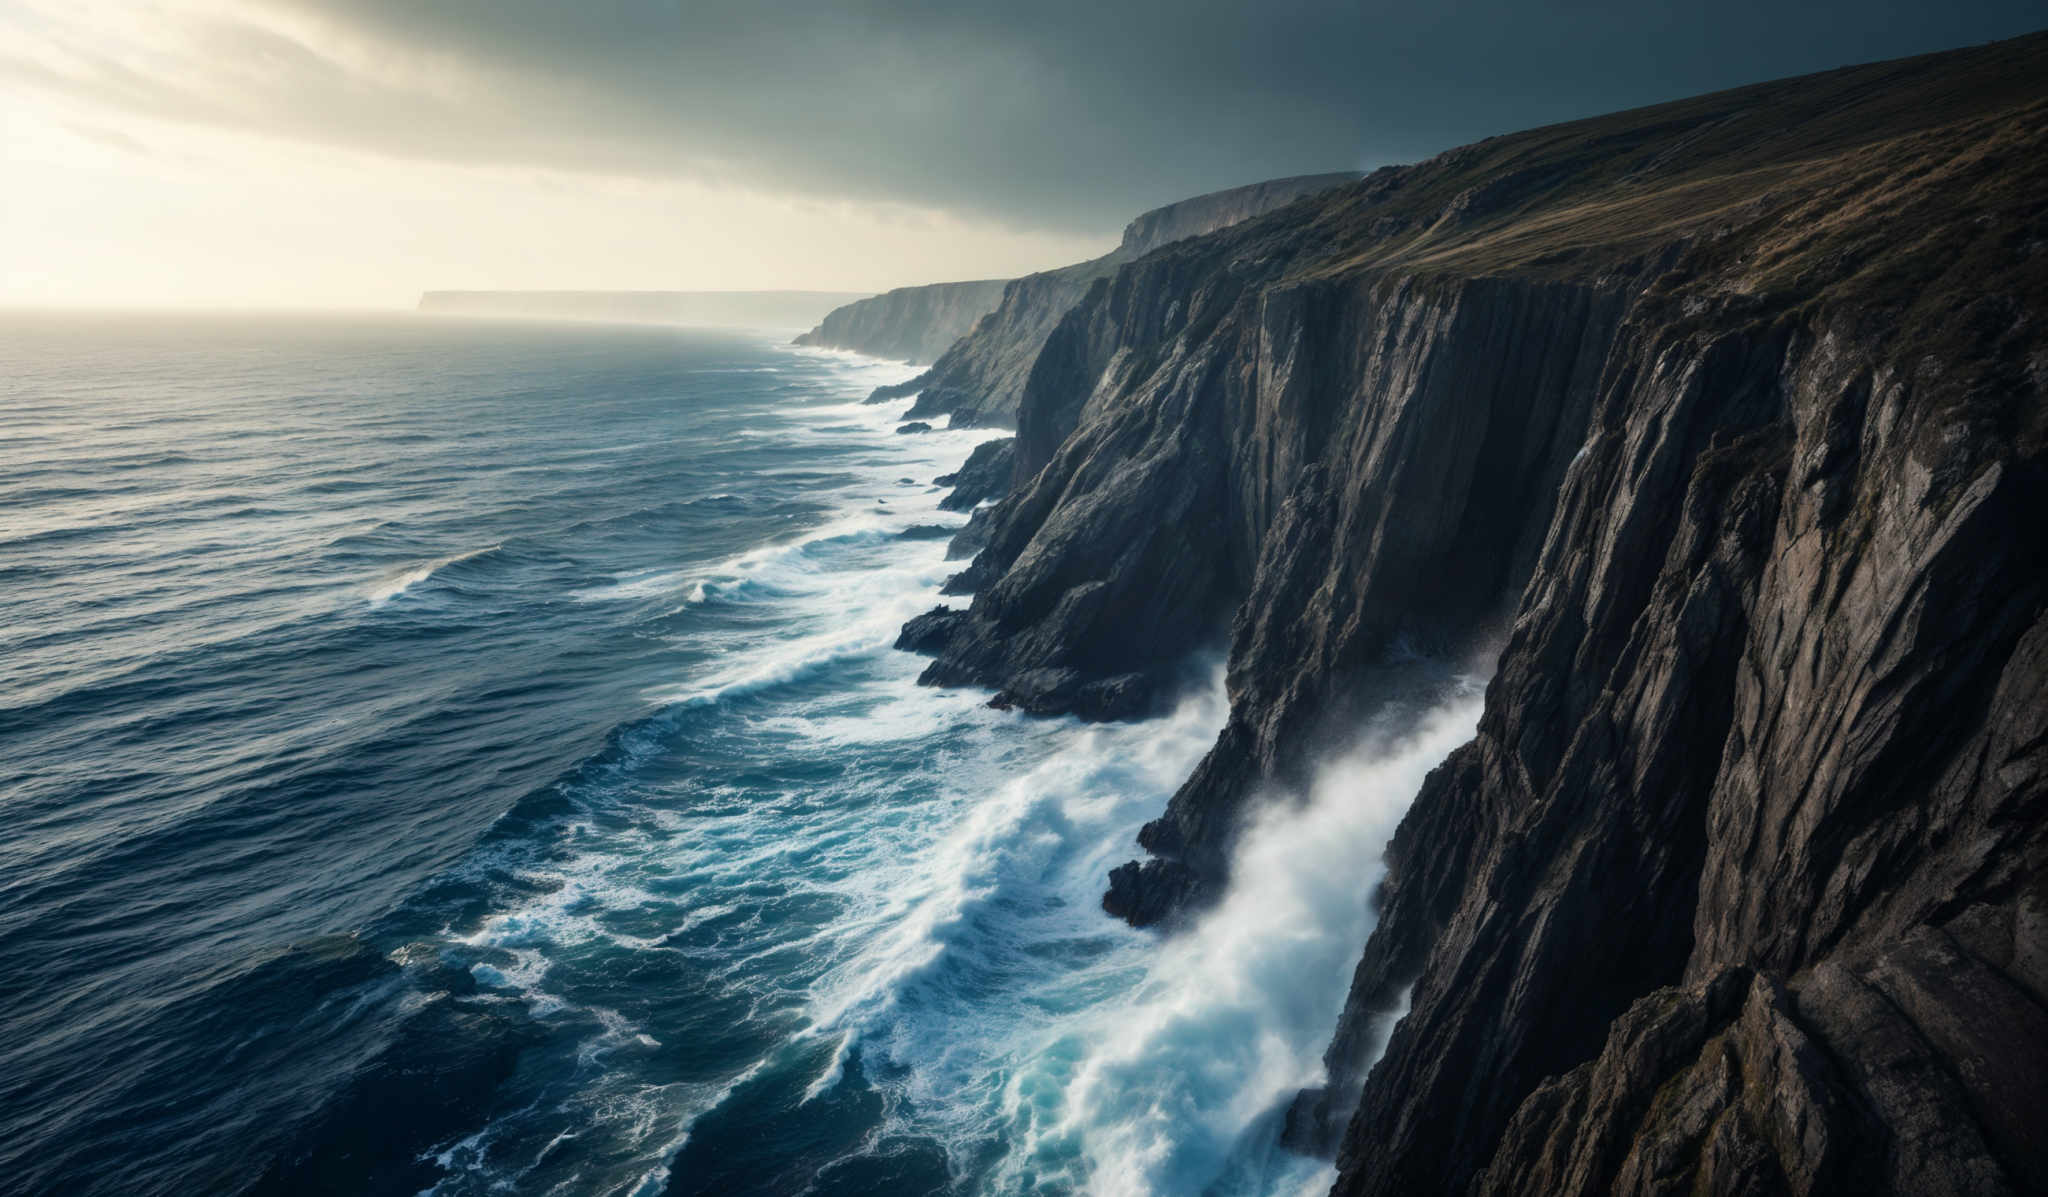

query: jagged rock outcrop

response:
[896,31,2048,1195]
[932,437,1015,511]
[792,278,1009,363]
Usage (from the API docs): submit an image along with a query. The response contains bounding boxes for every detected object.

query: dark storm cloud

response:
[14,0,2044,232]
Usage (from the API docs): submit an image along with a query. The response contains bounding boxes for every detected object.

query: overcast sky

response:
[3,0,2040,307]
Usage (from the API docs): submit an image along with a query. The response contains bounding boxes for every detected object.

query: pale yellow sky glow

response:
[0,0,1110,309]
[11,0,2030,310]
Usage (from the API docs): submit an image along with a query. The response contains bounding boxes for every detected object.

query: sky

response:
[3,0,2041,308]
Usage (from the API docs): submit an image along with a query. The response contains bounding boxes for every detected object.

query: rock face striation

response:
[791,279,1010,364]
[897,33,2048,1196]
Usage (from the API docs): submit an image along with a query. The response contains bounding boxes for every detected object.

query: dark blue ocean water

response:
[0,312,1470,1197]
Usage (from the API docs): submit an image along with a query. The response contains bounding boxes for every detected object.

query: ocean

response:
[0,312,1474,1197]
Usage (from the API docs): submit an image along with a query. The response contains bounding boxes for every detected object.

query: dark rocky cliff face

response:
[898,32,2048,1196]
[1311,296,2047,1197]
[792,278,1009,363]
[858,173,1364,430]
[900,259,1116,428]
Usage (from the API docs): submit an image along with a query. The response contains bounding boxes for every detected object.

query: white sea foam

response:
[787,669,1483,1196]
[796,675,1231,1100]
[1045,692,1483,1196]
[655,563,949,704]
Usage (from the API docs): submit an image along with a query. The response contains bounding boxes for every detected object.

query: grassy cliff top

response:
[1273,31,2045,288]
[1176,30,2048,445]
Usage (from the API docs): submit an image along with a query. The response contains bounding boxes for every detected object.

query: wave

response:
[568,568,693,604]
[1044,685,1484,1197]
[790,672,1229,1124]
[644,597,924,708]
[680,574,795,606]
[572,506,937,612]
[784,663,1485,1196]
[363,544,500,605]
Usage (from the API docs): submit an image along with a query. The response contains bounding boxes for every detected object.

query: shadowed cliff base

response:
[892,30,2047,1196]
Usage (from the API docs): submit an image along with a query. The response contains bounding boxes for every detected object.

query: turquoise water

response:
[0,312,1466,1196]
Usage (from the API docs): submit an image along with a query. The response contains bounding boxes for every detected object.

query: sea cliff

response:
[798,173,1362,421]
[791,279,1010,364]
[908,32,2046,1196]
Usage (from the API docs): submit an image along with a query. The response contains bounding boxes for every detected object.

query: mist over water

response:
[0,312,1478,1196]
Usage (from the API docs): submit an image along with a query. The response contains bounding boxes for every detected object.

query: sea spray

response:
[798,670,1232,1103]
[786,660,1486,1195]
[996,683,1486,1196]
